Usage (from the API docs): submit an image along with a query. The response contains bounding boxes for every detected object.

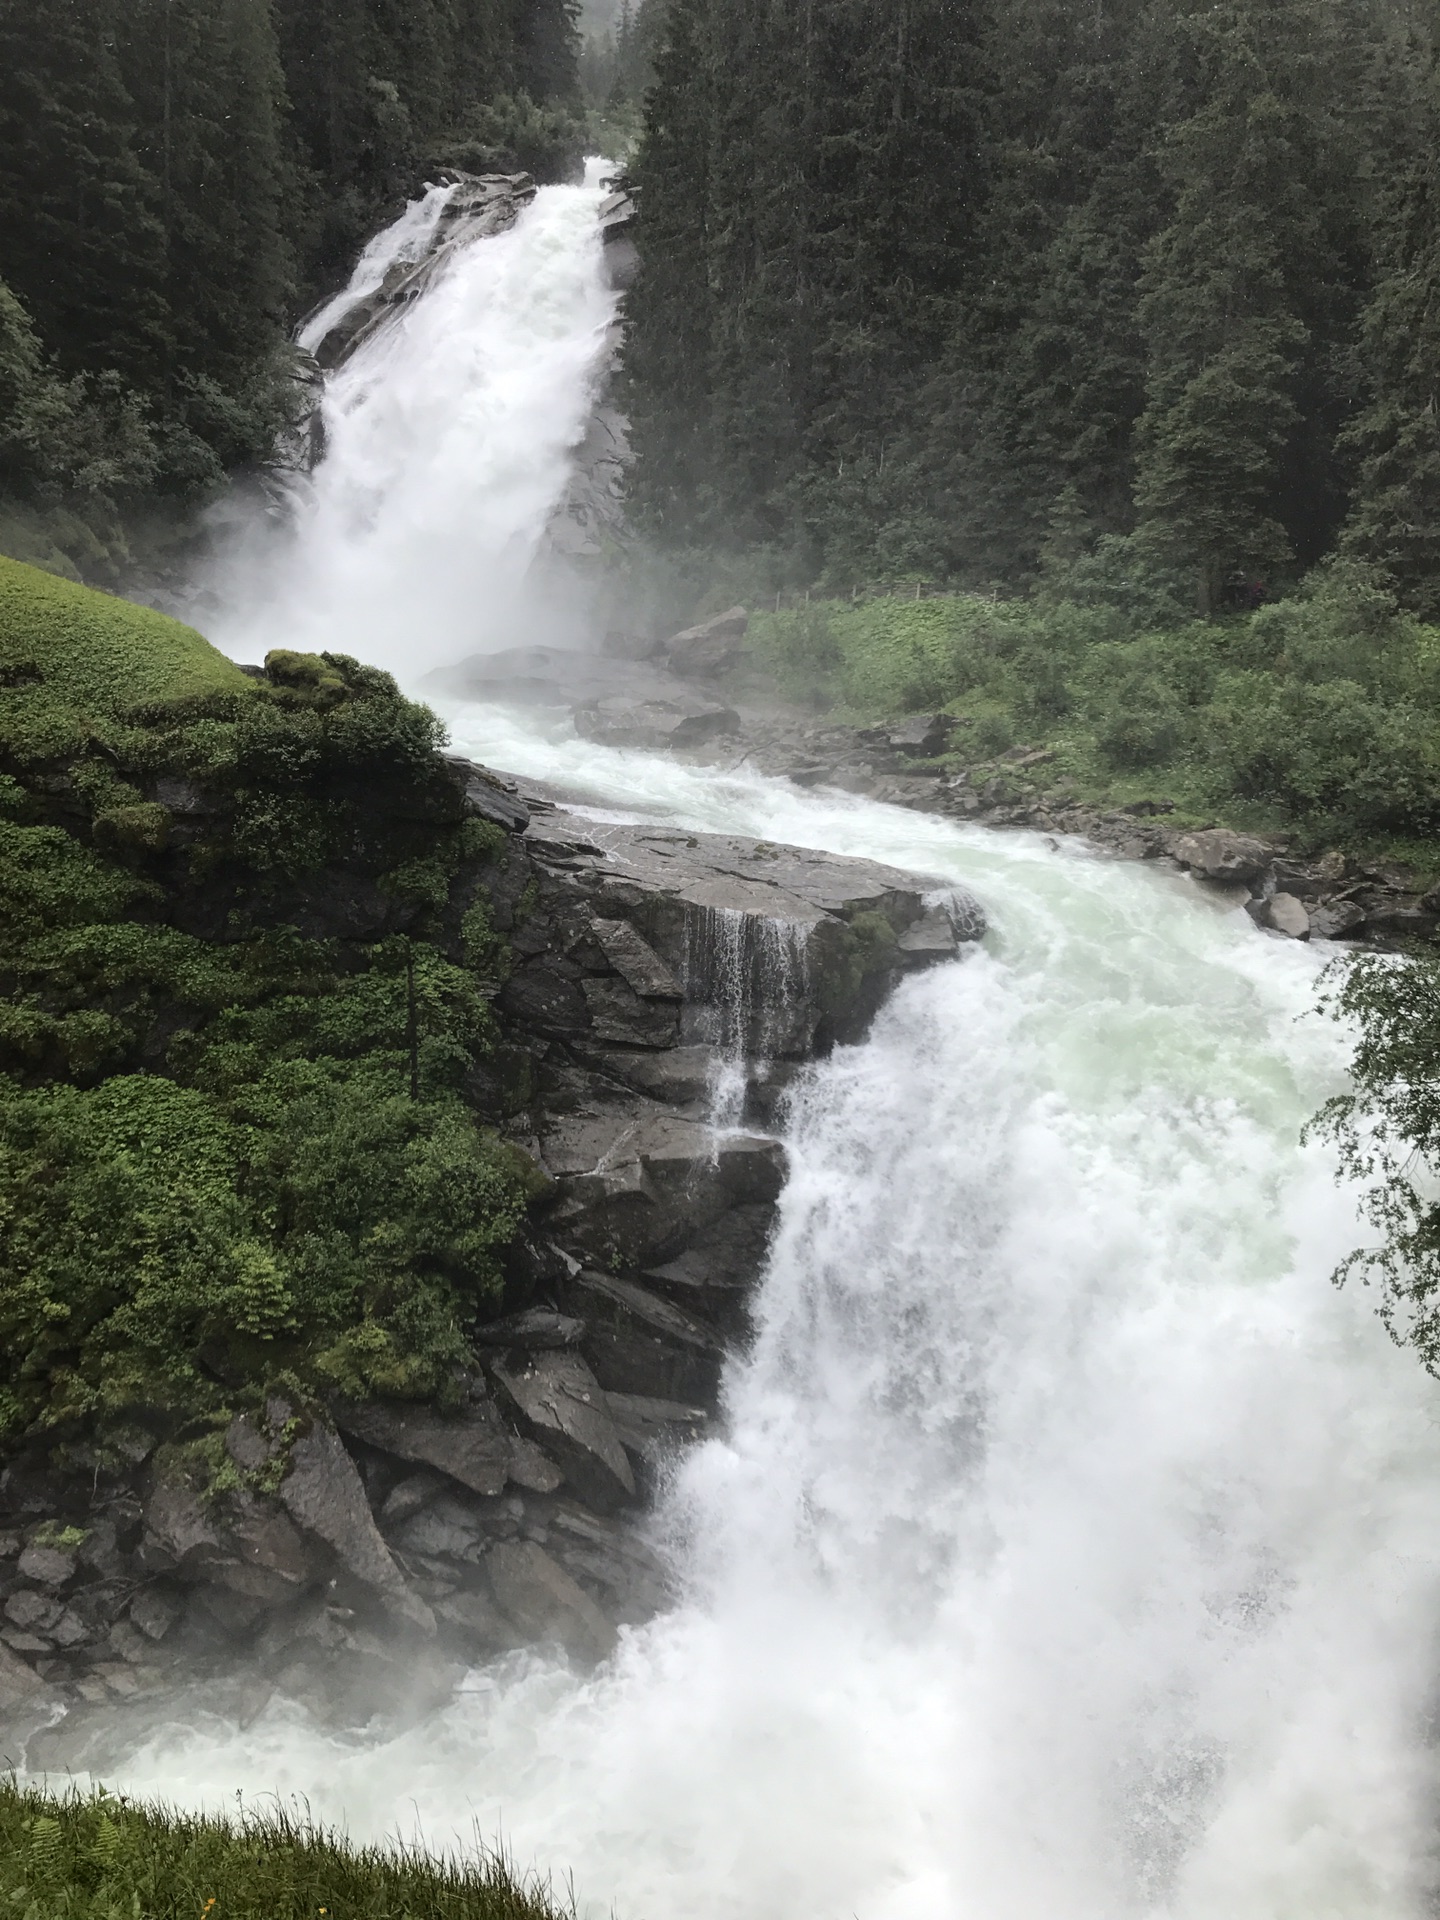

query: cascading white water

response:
[82,175,1440,1917]
[295,181,460,358]
[206,165,620,677]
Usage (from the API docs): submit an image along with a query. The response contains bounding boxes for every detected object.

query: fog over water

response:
[70,176,1440,1919]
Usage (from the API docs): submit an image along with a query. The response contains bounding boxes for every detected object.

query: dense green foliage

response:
[1308,951,1440,1376]
[753,563,1440,848]
[625,0,1440,617]
[0,566,533,1469]
[0,1781,566,1920]
[0,0,583,575]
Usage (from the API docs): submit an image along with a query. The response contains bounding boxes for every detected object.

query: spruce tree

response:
[1131,0,1363,613]
[121,0,293,472]
[0,0,170,396]
[1342,47,1440,615]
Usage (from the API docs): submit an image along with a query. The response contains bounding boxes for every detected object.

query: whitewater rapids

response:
[82,175,1440,1917]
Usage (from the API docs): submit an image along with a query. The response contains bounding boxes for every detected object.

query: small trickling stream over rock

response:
[15,169,1440,1920]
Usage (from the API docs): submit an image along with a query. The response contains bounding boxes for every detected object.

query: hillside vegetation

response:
[0,563,533,1478]
[0,1781,565,1920]
[626,0,1440,626]
[751,563,1440,862]
[0,555,251,710]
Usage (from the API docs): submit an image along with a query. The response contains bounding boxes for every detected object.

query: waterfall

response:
[295,182,460,359]
[681,906,814,1127]
[203,165,620,680]
[78,175,1440,1918]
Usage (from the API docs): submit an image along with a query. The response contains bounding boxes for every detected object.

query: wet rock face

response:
[0,756,987,1736]
[309,174,538,374]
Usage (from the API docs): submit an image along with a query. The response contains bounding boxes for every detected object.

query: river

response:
[76,169,1440,1920]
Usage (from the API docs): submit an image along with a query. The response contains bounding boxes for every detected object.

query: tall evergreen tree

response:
[1131,0,1365,612]
[0,0,170,395]
[1342,36,1440,614]
[120,0,293,472]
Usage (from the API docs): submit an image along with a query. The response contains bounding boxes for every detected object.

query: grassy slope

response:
[0,1782,566,1920]
[0,554,250,713]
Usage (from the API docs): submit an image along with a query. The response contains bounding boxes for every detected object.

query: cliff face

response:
[0,642,982,1747]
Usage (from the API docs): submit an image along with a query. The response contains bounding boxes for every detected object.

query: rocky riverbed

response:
[437,607,1440,950]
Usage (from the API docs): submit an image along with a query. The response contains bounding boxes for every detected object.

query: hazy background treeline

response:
[622,0,1440,620]
[0,0,583,577]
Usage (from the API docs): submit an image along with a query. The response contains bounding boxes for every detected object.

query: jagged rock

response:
[604,1394,709,1477]
[559,1270,724,1402]
[574,691,741,751]
[507,1439,565,1494]
[895,905,964,962]
[543,1502,669,1620]
[17,1544,76,1589]
[643,1202,776,1328]
[485,1539,616,1663]
[580,975,682,1047]
[1170,829,1275,885]
[574,1042,719,1106]
[661,607,749,678]
[434,1586,513,1648]
[1310,898,1367,940]
[391,1503,482,1563]
[5,1590,60,1634]
[488,1350,635,1512]
[588,918,681,999]
[542,1103,786,1270]
[443,757,531,833]
[520,816,983,1057]
[141,1476,227,1575]
[275,1416,434,1636]
[218,1495,315,1605]
[128,1587,182,1641]
[332,1398,513,1500]
[1362,904,1438,940]
[473,1309,585,1350]
[545,407,632,559]
[0,1641,54,1716]
[888,714,953,756]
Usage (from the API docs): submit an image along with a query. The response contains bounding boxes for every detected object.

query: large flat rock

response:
[509,812,985,1057]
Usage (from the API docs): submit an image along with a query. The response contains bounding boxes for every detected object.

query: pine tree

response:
[0,0,170,395]
[1131,0,1365,613]
[121,0,293,472]
[1342,41,1440,615]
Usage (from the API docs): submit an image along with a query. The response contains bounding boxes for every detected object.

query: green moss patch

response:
[0,554,251,714]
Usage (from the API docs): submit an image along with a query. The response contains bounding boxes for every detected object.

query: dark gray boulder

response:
[888,713,953,756]
[270,1415,435,1636]
[559,1270,723,1403]
[331,1398,514,1500]
[485,1539,616,1663]
[660,606,749,678]
[488,1350,635,1511]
